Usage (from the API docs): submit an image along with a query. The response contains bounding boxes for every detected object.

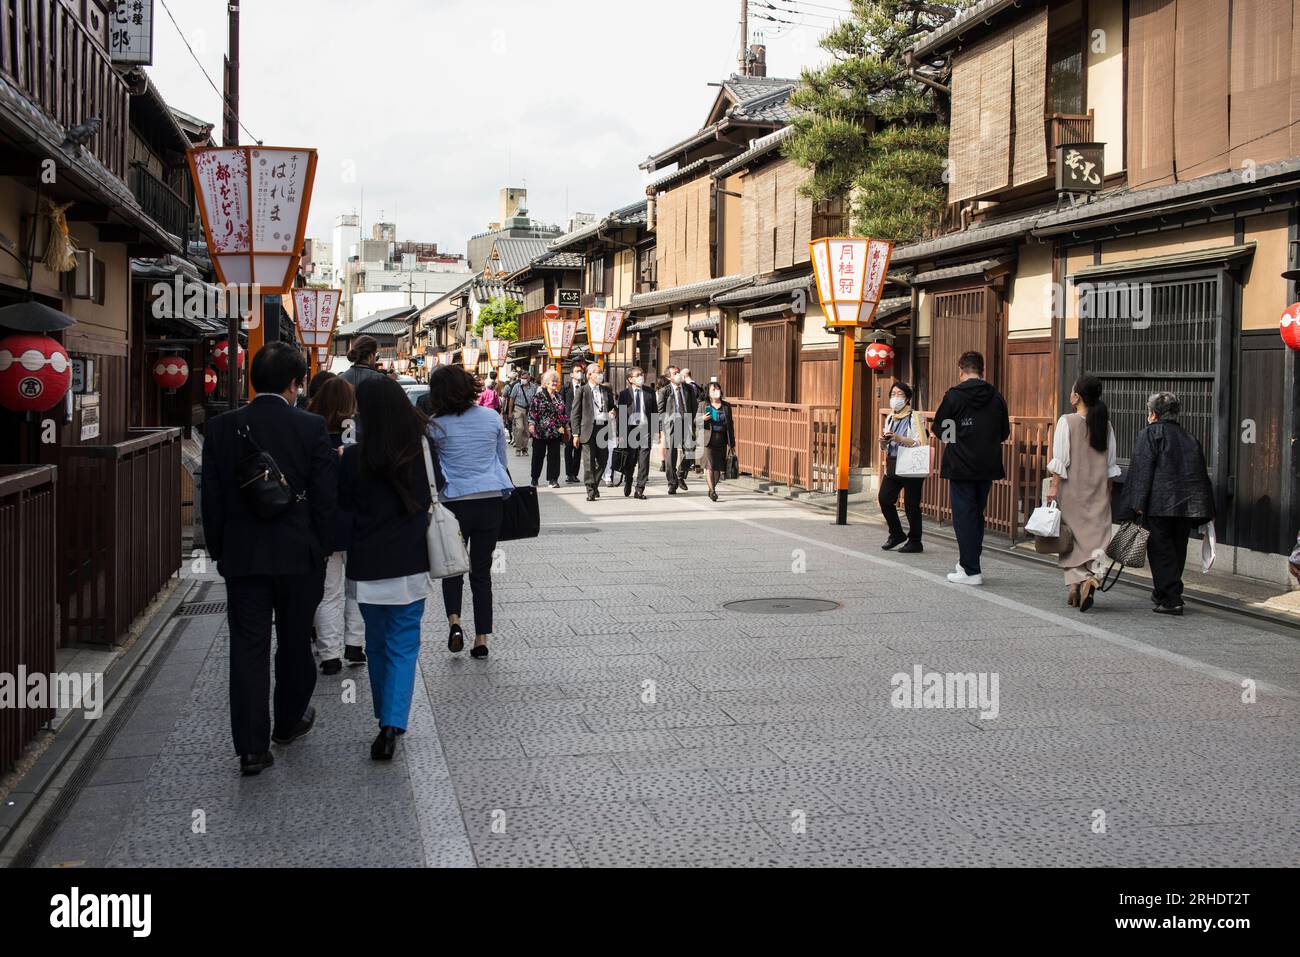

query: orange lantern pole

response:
[542,312,578,384]
[809,236,894,526]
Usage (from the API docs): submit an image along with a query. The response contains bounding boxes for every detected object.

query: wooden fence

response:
[876,410,1053,543]
[59,429,182,645]
[731,399,839,493]
[0,466,57,774]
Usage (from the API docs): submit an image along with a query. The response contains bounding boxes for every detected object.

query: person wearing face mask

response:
[695,382,736,502]
[877,381,928,554]
[658,365,697,494]
[570,365,618,502]
[562,361,588,483]
[617,368,659,499]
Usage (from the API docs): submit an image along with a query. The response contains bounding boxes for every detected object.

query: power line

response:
[157,0,261,145]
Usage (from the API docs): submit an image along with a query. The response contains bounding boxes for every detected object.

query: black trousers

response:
[879,463,924,543]
[582,438,609,491]
[564,440,582,481]
[226,570,324,755]
[622,445,652,492]
[442,498,503,635]
[1146,515,1193,608]
[666,444,691,488]
[949,479,993,575]
[531,437,562,485]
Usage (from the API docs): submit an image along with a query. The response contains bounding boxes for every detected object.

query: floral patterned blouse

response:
[528,388,570,440]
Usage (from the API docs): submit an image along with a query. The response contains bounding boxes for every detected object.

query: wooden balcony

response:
[129,164,190,242]
[0,0,130,180]
[1049,110,1095,152]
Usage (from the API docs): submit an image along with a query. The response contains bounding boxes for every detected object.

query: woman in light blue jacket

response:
[425,365,513,659]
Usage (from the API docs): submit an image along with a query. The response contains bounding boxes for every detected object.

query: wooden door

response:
[930,287,999,391]
[751,320,795,402]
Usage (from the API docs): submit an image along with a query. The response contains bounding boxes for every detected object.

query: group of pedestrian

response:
[877,350,1216,617]
[202,343,512,775]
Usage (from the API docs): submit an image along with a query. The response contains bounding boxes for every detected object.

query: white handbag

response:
[421,436,471,580]
[894,444,932,478]
[1025,500,1063,538]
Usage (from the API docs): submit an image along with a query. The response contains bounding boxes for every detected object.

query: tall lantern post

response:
[462,345,482,372]
[542,306,577,380]
[188,146,318,406]
[809,236,894,526]
[292,288,342,378]
[585,308,625,372]
[486,337,511,373]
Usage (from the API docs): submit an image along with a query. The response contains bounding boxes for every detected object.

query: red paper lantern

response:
[153,355,190,391]
[0,334,72,413]
[212,339,243,372]
[1282,302,1300,351]
[865,340,895,372]
[204,367,219,395]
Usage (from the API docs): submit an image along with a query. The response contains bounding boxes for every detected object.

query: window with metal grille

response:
[1077,274,1219,466]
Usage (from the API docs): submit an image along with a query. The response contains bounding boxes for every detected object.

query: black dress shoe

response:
[371,727,398,761]
[1153,604,1184,616]
[667,486,677,495]
[271,705,316,745]
[897,541,924,554]
[677,479,688,491]
[594,487,601,499]
[624,485,632,497]
[586,490,597,501]
[320,658,342,676]
[344,645,367,665]
[708,491,719,502]
[635,491,647,500]
[881,535,907,551]
[240,752,274,776]
[448,623,465,654]
[470,642,490,660]
[566,477,579,484]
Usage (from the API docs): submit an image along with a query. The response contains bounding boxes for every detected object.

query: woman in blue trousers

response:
[339,377,432,760]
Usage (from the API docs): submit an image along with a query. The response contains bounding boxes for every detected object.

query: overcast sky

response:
[147,0,837,254]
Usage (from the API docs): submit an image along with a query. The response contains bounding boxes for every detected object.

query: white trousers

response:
[314,550,365,661]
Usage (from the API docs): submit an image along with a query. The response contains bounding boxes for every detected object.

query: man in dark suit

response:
[617,367,658,499]
[201,342,337,775]
[658,365,697,494]
[561,361,587,483]
[570,365,617,502]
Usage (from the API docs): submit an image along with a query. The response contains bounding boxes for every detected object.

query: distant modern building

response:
[466,186,562,272]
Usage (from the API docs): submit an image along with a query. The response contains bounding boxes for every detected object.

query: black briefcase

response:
[498,485,540,541]
[611,446,632,478]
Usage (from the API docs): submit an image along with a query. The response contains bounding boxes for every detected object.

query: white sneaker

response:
[955,562,963,573]
[947,570,984,586]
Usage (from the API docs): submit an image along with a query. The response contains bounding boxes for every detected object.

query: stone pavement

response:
[19,453,1300,868]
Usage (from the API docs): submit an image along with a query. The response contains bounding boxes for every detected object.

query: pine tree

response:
[784,0,969,244]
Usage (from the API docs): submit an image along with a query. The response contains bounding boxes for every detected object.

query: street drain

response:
[723,598,842,615]
[176,601,227,617]
[542,526,601,535]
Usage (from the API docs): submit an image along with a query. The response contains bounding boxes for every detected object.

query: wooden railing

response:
[732,399,839,493]
[1048,110,1095,152]
[0,0,131,180]
[129,164,189,241]
[519,308,544,344]
[59,429,182,644]
[0,466,57,773]
[876,410,1053,543]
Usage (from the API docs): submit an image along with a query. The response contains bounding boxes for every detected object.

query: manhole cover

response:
[723,598,842,615]
[542,526,601,535]
[176,601,227,617]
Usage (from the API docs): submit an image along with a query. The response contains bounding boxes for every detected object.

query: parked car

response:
[403,384,429,407]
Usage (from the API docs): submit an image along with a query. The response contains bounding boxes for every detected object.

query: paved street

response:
[23,456,1300,868]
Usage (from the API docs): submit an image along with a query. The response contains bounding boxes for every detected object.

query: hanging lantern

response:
[0,334,72,413]
[436,350,453,368]
[462,346,482,371]
[292,288,342,355]
[153,354,190,392]
[585,309,626,358]
[212,339,243,372]
[1282,303,1300,351]
[204,367,219,395]
[486,338,511,369]
[809,237,895,327]
[865,340,895,372]
[542,315,578,362]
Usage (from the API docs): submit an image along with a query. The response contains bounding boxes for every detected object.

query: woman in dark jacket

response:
[695,382,736,502]
[339,377,432,759]
[1124,391,1216,616]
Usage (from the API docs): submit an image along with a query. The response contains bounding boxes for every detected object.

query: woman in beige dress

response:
[1045,375,1120,612]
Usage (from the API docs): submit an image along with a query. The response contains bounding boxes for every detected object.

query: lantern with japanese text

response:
[486,338,511,369]
[212,339,243,372]
[204,367,219,395]
[865,340,894,373]
[153,354,190,392]
[585,309,625,368]
[436,351,453,369]
[461,346,482,372]
[0,334,71,413]
[292,289,342,369]
[542,314,578,377]
[1282,303,1300,351]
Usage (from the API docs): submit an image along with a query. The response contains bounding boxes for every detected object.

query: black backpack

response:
[235,413,304,520]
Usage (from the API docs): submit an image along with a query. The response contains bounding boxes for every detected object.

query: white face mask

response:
[709,391,722,402]
[671,373,682,385]
[890,396,906,411]
[592,374,604,386]
[630,377,643,387]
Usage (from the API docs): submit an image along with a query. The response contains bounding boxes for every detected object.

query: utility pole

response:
[223,1,242,410]
[739,0,748,76]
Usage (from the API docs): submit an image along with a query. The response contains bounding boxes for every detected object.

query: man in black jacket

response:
[617,367,659,499]
[561,361,587,483]
[570,365,617,501]
[933,351,1010,586]
[658,366,698,494]
[201,342,337,775]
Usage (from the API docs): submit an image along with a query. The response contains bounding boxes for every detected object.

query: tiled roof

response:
[713,271,811,305]
[626,314,673,332]
[489,237,553,275]
[472,278,524,304]
[532,250,586,270]
[648,157,713,192]
[911,257,1015,285]
[628,274,753,311]
[891,207,1046,265]
[549,200,649,251]
[909,0,1037,61]
[712,125,796,179]
[641,74,798,171]
[684,316,720,332]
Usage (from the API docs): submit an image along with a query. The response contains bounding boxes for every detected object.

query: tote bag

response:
[1099,520,1150,592]
[499,486,541,542]
[421,437,471,580]
[894,445,932,478]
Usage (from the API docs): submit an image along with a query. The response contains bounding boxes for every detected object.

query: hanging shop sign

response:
[557,288,582,309]
[1055,143,1105,194]
[109,0,155,66]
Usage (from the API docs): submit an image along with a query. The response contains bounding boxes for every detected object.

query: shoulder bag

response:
[236,413,303,520]
[420,436,471,580]
[1099,519,1150,592]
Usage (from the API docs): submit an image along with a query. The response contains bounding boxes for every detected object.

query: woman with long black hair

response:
[1045,374,1121,612]
[339,377,431,760]
[425,365,513,659]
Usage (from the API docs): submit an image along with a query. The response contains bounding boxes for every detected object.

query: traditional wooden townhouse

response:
[898,0,1300,577]
[506,247,586,375]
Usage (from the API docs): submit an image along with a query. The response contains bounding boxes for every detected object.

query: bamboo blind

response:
[655,178,713,288]
[741,158,813,276]
[1229,0,1292,169]
[1011,8,1048,188]
[1127,0,1177,189]
[1175,0,1230,179]
[948,29,1015,201]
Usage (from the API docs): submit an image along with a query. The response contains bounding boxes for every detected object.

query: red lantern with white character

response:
[0,334,72,413]
[204,367,219,395]
[153,355,190,392]
[865,340,894,372]
[212,339,243,372]
[1282,303,1300,351]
